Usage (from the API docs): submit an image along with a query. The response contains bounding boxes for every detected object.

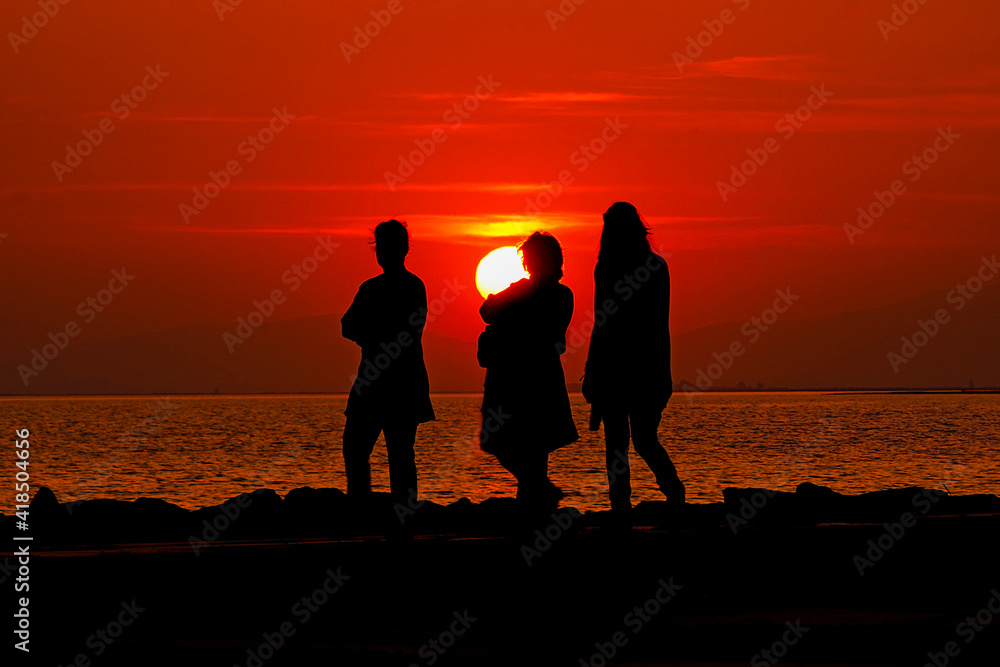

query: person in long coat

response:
[583,202,685,512]
[342,220,434,503]
[478,232,579,509]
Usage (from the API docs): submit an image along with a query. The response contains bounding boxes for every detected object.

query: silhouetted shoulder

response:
[480,278,531,323]
[403,270,428,296]
[554,282,573,301]
[364,270,426,296]
[353,275,382,295]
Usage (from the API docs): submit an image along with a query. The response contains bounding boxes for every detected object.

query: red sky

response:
[2,0,999,390]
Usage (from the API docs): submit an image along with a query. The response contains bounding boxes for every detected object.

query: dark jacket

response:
[478,278,579,454]
[342,270,435,424]
[583,250,672,413]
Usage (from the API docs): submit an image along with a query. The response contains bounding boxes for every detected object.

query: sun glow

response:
[475,246,529,299]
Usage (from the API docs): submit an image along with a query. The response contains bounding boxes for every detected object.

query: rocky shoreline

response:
[8,484,1000,666]
[7,482,1000,548]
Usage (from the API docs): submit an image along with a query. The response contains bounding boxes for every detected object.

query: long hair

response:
[598,202,651,263]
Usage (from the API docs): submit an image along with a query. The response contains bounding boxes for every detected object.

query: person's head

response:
[373,219,409,271]
[600,202,651,260]
[519,231,564,282]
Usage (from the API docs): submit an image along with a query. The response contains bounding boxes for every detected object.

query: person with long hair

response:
[583,202,685,512]
[478,232,579,511]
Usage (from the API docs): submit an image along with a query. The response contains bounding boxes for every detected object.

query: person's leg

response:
[383,419,419,503]
[602,410,632,512]
[493,449,524,498]
[342,415,381,498]
[630,408,685,503]
[494,448,545,507]
[523,447,557,506]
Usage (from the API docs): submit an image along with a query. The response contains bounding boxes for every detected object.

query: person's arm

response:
[583,266,607,384]
[554,285,574,354]
[479,294,499,324]
[658,263,673,399]
[341,285,369,346]
[412,280,428,338]
[480,278,528,323]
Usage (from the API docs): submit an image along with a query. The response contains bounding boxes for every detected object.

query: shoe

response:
[663,479,686,505]
[544,481,565,502]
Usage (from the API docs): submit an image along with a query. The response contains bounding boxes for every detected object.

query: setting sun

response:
[475,246,529,298]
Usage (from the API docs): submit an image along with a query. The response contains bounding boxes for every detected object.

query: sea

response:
[3,392,999,514]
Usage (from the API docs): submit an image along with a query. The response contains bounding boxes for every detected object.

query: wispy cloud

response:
[1,181,650,196]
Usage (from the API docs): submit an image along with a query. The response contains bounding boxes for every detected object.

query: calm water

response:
[2,393,998,514]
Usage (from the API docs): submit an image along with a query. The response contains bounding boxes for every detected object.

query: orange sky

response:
[2,0,999,390]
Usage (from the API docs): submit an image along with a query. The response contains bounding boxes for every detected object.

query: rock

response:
[190,488,284,538]
[15,483,1000,547]
[795,482,842,500]
[30,486,60,512]
[283,486,348,510]
[723,487,813,527]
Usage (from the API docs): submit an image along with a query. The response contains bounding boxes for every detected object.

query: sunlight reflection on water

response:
[4,392,998,513]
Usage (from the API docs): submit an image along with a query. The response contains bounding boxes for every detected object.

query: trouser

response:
[602,408,683,511]
[342,415,418,502]
[494,448,550,503]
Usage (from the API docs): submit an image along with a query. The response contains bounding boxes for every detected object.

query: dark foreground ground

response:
[6,485,1000,666]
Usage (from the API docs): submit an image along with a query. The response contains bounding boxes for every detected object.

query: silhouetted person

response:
[583,203,685,512]
[342,220,434,503]
[478,232,579,510]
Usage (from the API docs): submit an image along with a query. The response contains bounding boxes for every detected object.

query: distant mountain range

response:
[3,282,997,395]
